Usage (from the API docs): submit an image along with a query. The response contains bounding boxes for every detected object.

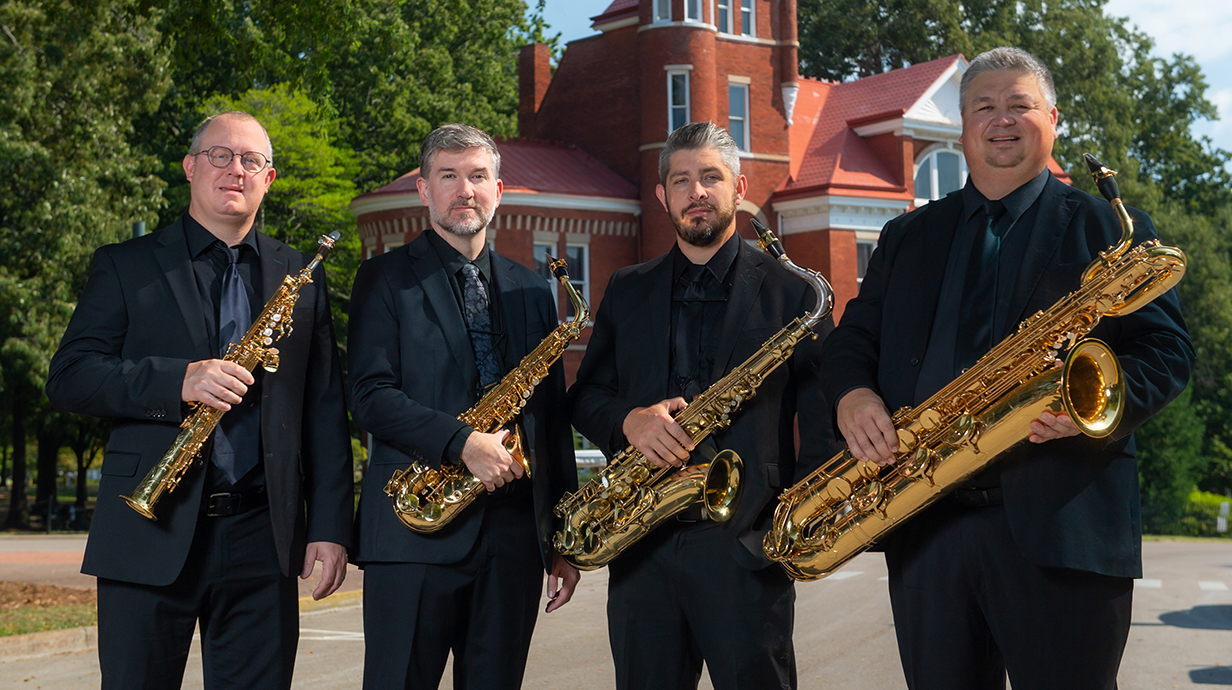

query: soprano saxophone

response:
[121,231,341,520]
[553,220,834,570]
[384,256,589,533]
[763,154,1187,581]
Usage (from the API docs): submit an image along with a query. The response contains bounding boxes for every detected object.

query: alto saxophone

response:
[763,154,1188,581]
[384,256,589,533]
[553,221,835,570]
[121,231,342,520]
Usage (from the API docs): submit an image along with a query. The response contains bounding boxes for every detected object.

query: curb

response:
[0,590,363,663]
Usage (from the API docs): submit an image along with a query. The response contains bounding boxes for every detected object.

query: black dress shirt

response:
[668,232,741,400]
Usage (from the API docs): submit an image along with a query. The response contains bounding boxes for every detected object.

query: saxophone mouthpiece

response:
[546,253,570,281]
[1083,153,1121,203]
[750,218,785,259]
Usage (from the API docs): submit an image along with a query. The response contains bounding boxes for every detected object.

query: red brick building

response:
[349,0,1068,381]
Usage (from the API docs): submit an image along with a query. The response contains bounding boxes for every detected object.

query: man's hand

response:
[545,553,581,614]
[836,387,899,466]
[1028,410,1081,443]
[622,398,693,468]
[460,429,522,492]
[182,359,254,411]
[301,541,347,601]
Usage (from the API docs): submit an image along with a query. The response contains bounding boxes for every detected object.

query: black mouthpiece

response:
[545,253,569,280]
[1083,153,1121,203]
[751,218,786,259]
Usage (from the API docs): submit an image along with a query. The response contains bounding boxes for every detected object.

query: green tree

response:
[0,0,171,527]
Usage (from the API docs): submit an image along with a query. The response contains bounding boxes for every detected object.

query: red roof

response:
[784,56,963,197]
[353,138,639,202]
[592,0,638,25]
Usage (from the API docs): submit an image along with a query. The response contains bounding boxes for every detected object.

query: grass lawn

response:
[0,582,97,637]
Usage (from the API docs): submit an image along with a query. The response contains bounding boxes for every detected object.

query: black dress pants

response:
[884,500,1133,690]
[361,491,544,690]
[607,521,797,690]
[96,503,299,690]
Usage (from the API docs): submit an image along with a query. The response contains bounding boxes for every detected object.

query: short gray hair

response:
[419,123,501,180]
[658,122,741,186]
[189,111,274,162]
[960,47,1057,112]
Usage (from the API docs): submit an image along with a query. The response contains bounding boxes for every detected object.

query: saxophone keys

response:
[850,480,886,516]
[900,448,938,484]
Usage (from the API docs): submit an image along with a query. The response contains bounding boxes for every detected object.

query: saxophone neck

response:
[750,219,835,329]
[1081,154,1134,283]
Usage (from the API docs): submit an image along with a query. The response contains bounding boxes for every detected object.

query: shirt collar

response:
[426,228,492,282]
[183,213,261,258]
[670,230,742,284]
[961,167,1051,225]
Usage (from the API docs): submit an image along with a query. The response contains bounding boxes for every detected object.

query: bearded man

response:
[348,123,580,690]
[568,122,833,690]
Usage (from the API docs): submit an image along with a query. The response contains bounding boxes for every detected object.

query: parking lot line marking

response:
[299,629,365,641]
[1135,579,1162,588]
[827,571,864,581]
[1197,581,1228,591]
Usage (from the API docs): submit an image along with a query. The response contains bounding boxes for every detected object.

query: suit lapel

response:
[256,232,290,303]
[632,254,674,401]
[153,218,211,359]
[407,233,477,392]
[491,253,528,370]
[711,241,766,379]
[1007,176,1076,326]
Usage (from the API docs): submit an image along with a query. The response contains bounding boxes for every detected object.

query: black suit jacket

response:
[822,174,1194,578]
[569,238,833,570]
[46,217,354,586]
[347,231,576,571]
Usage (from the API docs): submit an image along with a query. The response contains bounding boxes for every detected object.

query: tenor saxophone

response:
[763,154,1188,581]
[384,256,589,533]
[121,231,341,520]
[553,221,835,570]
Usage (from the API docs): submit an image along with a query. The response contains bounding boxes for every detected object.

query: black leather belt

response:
[949,486,1003,507]
[204,487,267,517]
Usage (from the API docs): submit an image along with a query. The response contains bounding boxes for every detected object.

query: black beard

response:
[671,202,736,248]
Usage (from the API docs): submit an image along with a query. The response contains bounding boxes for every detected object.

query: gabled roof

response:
[592,0,638,26]
[783,55,965,198]
[351,138,639,204]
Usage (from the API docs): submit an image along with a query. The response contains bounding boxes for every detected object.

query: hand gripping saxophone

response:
[121,231,342,520]
[763,154,1188,581]
[553,220,835,570]
[384,256,589,533]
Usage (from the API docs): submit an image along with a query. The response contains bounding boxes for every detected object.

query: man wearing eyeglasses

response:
[47,111,354,690]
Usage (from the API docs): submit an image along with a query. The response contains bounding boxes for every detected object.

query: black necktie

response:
[213,244,258,484]
[460,262,502,390]
[955,200,1008,373]
[673,264,709,401]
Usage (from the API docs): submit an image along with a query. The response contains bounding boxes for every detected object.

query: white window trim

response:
[856,240,876,284]
[716,0,732,34]
[667,70,691,135]
[913,144,967,207]
[654,0,671,23]
[684,0,703,22]
[715,0,753,36]
[728,80,750,152]
[567,243,591,324]
[739,0,755,37]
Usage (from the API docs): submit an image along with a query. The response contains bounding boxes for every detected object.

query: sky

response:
[541,0,1232,156]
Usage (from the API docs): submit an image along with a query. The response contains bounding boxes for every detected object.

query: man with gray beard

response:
[568,122,833,690]
[348,123,580,689]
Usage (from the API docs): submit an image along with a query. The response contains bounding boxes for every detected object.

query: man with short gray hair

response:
[569,122,832,689]
[822,47,1192,688]
[348,122,580,689]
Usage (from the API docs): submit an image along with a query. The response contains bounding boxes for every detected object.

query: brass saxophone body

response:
[121,232,342,520]
[384,256,589,533]
[763,154,1188,581]
[553,221,835,570]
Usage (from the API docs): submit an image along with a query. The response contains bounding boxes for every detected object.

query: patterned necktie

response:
[673,263,709,400]
[213,244,258,484]
[460,262,502,390]
[955,199,1008,373]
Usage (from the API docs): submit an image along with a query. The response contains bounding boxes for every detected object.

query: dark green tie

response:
[955,200,1008,373]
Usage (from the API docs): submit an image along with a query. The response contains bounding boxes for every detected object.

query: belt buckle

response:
[206,492,240,517]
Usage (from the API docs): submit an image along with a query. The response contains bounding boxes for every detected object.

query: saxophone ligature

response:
[553,220,835,570]
[121,231,342,520]
[763,154,1187,581]
[384,255,589,533]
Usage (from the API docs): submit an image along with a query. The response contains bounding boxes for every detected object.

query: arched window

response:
[914,148,967,205]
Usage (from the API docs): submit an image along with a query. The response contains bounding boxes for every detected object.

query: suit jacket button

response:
[910,357,920,366]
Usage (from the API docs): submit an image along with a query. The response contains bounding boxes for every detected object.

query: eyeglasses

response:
[192,146,271,173]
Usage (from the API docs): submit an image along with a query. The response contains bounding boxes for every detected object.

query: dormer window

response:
[914,148,967,205]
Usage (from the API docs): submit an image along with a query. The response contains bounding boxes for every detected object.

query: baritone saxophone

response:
[552,220,835,570]
[762,154,1187,581]
[121,232,342,520]
[384,255,589,533]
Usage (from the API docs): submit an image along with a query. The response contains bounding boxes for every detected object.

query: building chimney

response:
[519,43,552,137]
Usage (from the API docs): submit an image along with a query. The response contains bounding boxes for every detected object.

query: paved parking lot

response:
[2,537,1229,689]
